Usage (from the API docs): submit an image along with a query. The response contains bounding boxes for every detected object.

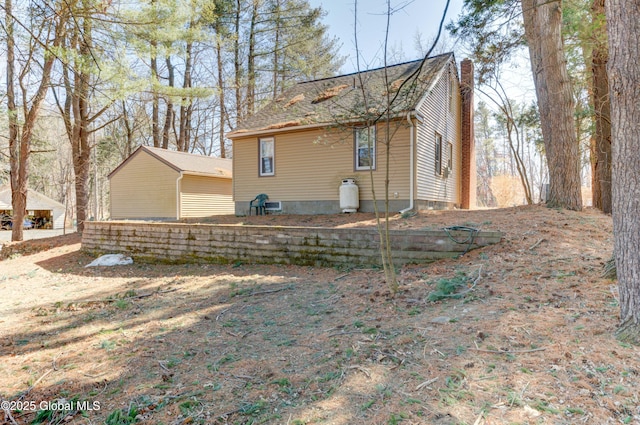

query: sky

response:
[308,0,536,105]
[307,0,465,74]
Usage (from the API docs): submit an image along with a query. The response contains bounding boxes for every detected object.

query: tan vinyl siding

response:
[180,175,234,217]
[233,124,411,203]
[110,151,179,219]
[416,61,462,205]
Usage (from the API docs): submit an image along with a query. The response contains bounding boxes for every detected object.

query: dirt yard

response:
[1,205,635,425]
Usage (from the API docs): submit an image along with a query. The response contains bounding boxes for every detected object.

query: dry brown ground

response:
[1,205,635,425]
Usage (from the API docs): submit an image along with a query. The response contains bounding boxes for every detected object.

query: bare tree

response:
[351,0,451,293]
[477,75,534,205]
[4,0,66,241]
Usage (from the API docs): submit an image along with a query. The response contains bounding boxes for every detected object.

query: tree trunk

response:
[178,40,193,152]
[606,0,640,343]
[521,0,582,210]
[6,0,23,242]
[272,0,281,100]
[151,42,160,147]
[6,0,61,241]
[162,54,174,149]
[591,0,611,214]
[72,8,92,232]
[234,0,242,123]
[121,101,134,158]
[216,24,227,158]
[247,0,259,116]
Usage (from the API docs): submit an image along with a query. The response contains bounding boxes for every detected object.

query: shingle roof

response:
[228,53,454,137]
[108,146,232,179]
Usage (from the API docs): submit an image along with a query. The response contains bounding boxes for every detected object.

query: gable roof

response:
[108,146,232,179]
[228,53,455,138]
[0,185,66,210]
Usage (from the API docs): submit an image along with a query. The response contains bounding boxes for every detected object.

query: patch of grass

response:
[439,371,472,405]
[221,318,241,328]
[115,299,130,310]
[361,399,376,410]
[506,390,522,407]
[317,370,341,383]
[179,400,200,416]
[104,405,138,425]
[209,354,238,372]
[123,289,137,298]
[407,307,421,316]
[388,412,408,424]
[613,384,628,394]
[272,377,290,386]
[238,400,267,416]
[100,340,117,351]
[31,397,88,422]
[165,358,181,369]
[277,337,296,346]
[534,400,561,414]
[427,272,470,302]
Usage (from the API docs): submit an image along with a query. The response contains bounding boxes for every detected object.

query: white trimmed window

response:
[355,126,376,170]
[435,132,443,176]
[259,138,275,176]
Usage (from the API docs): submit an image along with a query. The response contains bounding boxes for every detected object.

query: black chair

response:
[249,194,269,215]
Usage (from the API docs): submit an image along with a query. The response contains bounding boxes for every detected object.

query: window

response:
[355,126,376,170]
[435,133,443,176]
[259,138,275,176]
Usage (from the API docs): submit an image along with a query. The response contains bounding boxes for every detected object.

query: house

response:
[108,146,233,220]
[227,53,476,215]
[0,185,67,229]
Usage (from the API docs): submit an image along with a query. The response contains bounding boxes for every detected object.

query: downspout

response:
[176,172,184,220]
[399,111,415,214]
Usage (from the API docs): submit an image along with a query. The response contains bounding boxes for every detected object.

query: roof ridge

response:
[142,145,229,161]
[299,52,454,85]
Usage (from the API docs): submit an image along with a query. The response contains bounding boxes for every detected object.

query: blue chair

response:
[249,194,269,215]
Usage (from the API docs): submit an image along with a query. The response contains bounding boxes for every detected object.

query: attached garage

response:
[109,146,233,220]
[0,186,67,229]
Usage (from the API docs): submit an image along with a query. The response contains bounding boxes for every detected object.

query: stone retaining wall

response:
[82,221,502,267]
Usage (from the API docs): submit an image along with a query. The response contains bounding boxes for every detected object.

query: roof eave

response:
[182,171,232,179]
[227,112,414,139]
[227,122,329,139]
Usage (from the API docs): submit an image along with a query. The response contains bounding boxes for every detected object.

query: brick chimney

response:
[460,59,476,209]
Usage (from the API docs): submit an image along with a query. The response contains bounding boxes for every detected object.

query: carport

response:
[0,186,66,229]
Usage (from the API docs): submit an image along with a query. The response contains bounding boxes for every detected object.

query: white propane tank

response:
[340,178,359,213]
